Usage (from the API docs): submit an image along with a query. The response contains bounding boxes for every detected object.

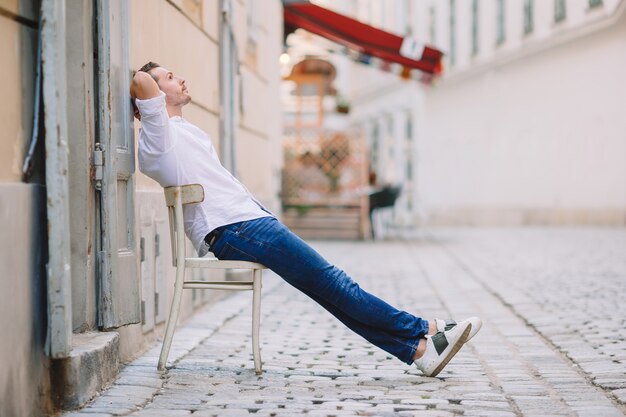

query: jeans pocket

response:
[234,221,248,235]
[218,242,258,262]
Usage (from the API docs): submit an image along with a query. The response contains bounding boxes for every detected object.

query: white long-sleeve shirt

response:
[136,92,272,256]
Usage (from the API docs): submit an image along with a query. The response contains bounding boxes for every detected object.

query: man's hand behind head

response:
[130,71,160,121]
[131,71,160,100]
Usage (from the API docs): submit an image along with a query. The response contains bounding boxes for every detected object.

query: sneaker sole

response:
[427,323,472,377]
[467,318,482,342]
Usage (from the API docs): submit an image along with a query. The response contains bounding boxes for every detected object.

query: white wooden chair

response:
[158,184,265,374]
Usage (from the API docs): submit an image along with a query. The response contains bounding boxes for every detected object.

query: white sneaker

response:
[435,317,482,342]
[414,321,471,377]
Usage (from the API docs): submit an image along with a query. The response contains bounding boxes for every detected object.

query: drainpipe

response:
[219,0,236,174]
[21,15,42,182]
[41,0,72,358]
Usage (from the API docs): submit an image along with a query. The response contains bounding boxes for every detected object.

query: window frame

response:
[496,0,506,45]
[554,0,567,22]
[523,0,534,35]
[471,0,479,56]
[429,6,437,44]
[588,0,603,8]
[449,0,456,66]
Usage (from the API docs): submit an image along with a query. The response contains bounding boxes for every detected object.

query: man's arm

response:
[131,72,160,120]
[133,69,175,165]
[131,71,160,100]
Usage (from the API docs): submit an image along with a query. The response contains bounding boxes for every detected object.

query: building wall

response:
[341,0,626,226]
[0,2,51,416]
[420,15,626,225]
[233,0,284,213]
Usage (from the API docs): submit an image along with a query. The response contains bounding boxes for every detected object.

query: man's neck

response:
[166,105,183,118]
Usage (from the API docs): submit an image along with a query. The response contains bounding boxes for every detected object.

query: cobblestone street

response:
[64,228,626,417]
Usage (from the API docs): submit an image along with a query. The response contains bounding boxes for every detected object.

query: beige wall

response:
[0,184,50,417]
[234,0,283,211]
[0,1,51,415]
[0,13,37,182]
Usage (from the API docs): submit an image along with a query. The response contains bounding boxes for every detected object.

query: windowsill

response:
[551,17,567,29]
[586,4,604,12]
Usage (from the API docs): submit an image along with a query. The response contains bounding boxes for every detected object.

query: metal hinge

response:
[93,143,104,190]
[140,237,145,262]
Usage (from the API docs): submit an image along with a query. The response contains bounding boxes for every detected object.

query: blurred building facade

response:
[307,0,626,228]
[0,0,283,415]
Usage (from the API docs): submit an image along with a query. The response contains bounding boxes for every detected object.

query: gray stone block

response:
[51,332,120,411]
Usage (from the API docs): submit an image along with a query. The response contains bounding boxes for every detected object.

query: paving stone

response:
[463,411,516,417]
[130,410,192,416]
[77,406,137,414]
[62,414,112,417]
[613,388,626,404]
[114,375,162,389]
[61,233,626,417]
[100,385,157,399]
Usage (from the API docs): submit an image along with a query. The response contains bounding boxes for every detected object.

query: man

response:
[130,62,482,377]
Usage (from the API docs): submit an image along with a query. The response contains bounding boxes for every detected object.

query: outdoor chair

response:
[368,184,402,239]
[158,184,265,374]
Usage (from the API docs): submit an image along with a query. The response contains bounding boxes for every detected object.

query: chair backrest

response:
[164,184,205,266]
[369,184,402,211]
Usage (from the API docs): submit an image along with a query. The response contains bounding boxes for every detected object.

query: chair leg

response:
[252,268,262,375]
[158,265,185,370]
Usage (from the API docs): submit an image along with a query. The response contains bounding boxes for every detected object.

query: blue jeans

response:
[208,216,428,364]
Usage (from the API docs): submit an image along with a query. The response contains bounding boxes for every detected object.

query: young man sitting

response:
[130,62,482,377]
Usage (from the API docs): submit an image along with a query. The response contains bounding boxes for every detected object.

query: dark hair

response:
[138,61,161,81]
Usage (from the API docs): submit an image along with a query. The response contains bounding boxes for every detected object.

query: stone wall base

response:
[51,332,120,411]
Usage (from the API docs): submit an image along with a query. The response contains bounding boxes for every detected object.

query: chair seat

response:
[182,280,254,290]
[185,258,267,269]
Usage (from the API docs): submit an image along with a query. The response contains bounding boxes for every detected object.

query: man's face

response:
[149,67,192,107]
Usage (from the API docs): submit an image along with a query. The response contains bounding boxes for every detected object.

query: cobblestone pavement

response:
[63,228,625,417]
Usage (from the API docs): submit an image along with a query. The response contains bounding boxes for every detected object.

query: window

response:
[523,0,534,34]
[496,0,506,45]
[404,114,413,211]
[247,0,258,44]
[588,0,603,8]
[246,0,259,69]
[399,0,411,35]
[429,6,437,44]
[471,0,479,55]
[449,0,456,66]
[371,123,380,171]
[554,0,566,22]
[179,0,202,27]
[405,116,413,181]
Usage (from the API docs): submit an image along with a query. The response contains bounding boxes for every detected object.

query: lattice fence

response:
[282,127,368,207]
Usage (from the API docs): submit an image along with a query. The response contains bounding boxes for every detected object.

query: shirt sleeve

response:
[136,91,174,154]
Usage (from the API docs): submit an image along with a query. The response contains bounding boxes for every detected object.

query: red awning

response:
[283,1,443,75]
